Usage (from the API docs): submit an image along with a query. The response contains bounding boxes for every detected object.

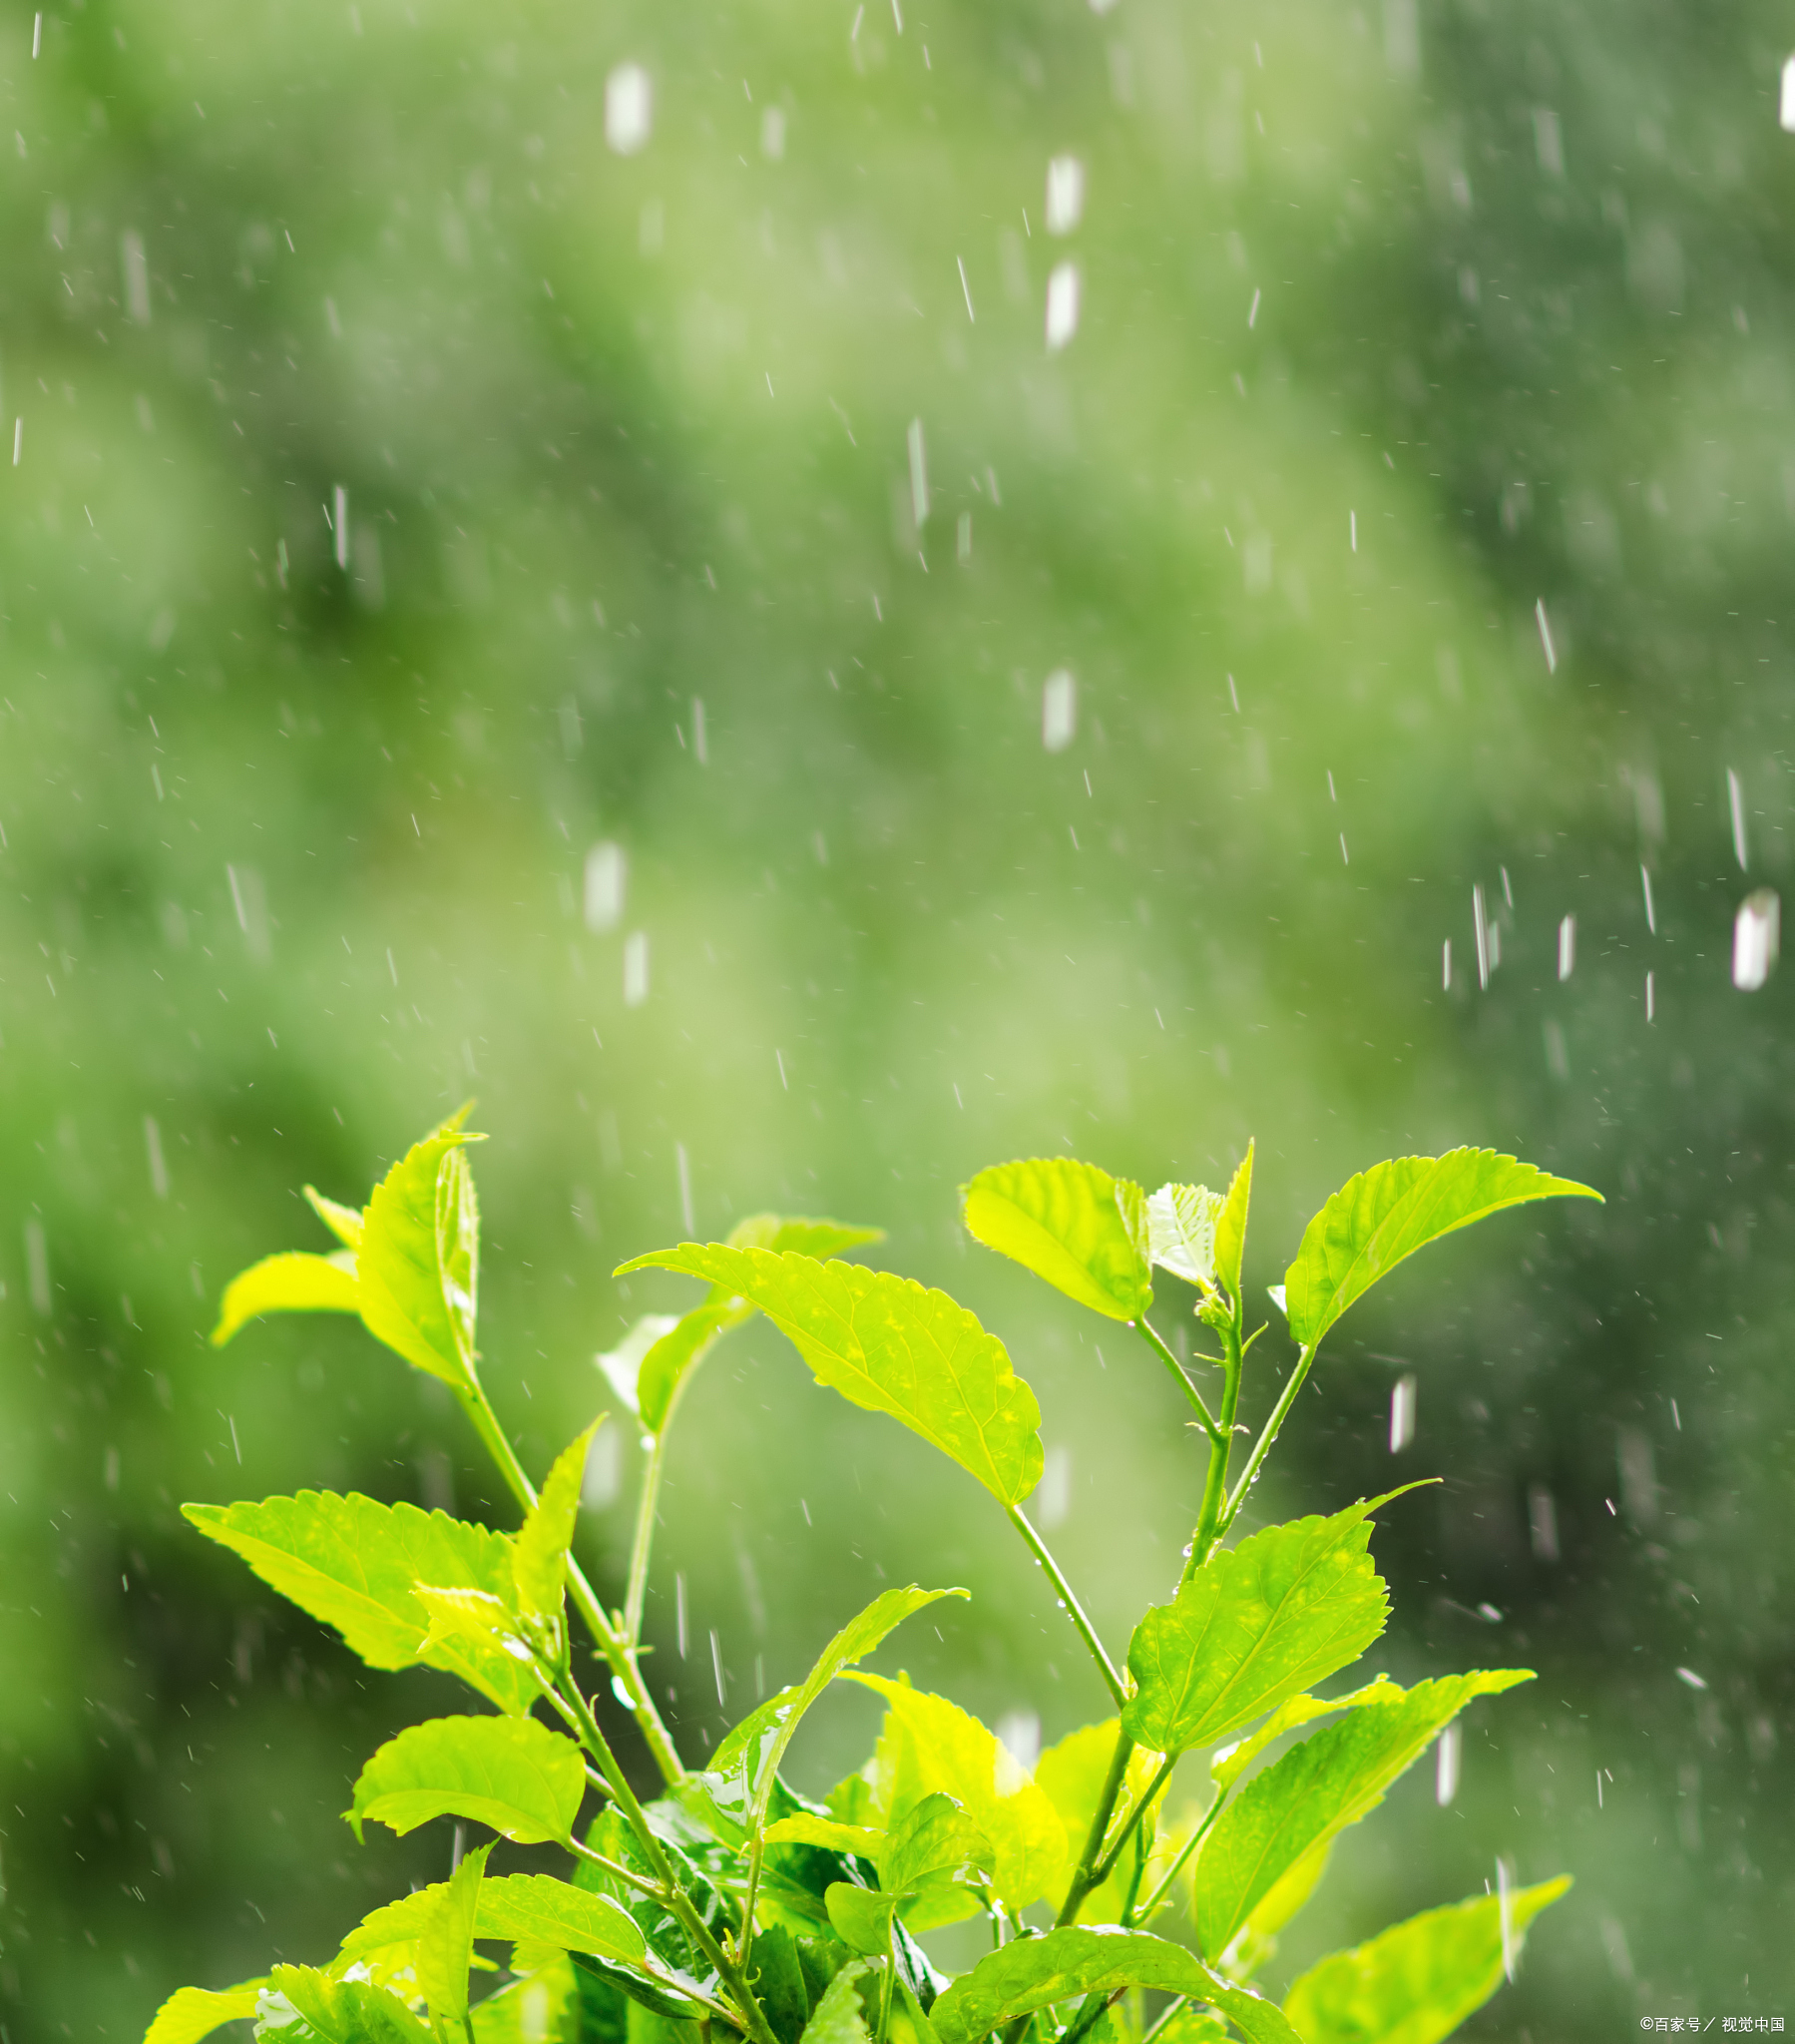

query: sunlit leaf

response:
[1282,1877,1571,2044]
[595,1313,680,1418]
[211,1250,358,1347]
[801,1960,872,2044]
[727,1214,886,1260]
[347,1715,586,1843]
[825,1883,897,1957]
[1212,1146,1254,1308]
[141,1981,265,2044]
[960,1158,1152,1320]
[881,1791,995,1898]
[1035,1722,1167,1926]
[614,1244,1043,1506]
[417,1839,489,2031]
[347,1874,651,1970]
[471,1957,581,2044]
[704,1584,965,1834]
[760,1814,886,1858]
[257,1966,436,2044]
[1208,1679,1400,1796]
[1282,1150,1601,1350]
[514,1421,602,1623]
[1146,1184,1222,1289]
[1123,1489,1425,1757]
[182,1490,541,1713]
[304,1185,364,1251]
[355,1109,481,1386]
[1192,1672,1534,1958]
[928,1926,1299,2044]
[851,1674,1067,1910]
[637,1300,751,1436]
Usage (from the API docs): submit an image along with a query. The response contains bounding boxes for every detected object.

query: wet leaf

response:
[1282,1877,1571,2044]
[470,1957,581,2044]
[1212,1147,1254,1308]
[211,1250,358,1346]
[824,1883,897,1957]
[514,1421,602,1623]
[1146,1184,1223,1289]
[418,1839,490,2031]
[880,1792,995,1898]
[1192,1672,1534,1958]
[346,1714,586,1843]
[141,1982,265,2044]
[1208,1678,1400,1796]
[182,1490,540,1713]
[960,1158,1152,1320]
[800,1961,872,2044]
[256,1966,436,2044]
[614,1245,1043,1506]
[1123,1489,1424,1757]
[355,1109,481,1386]
[1282,1150,1600,1349]
[303,1185,364,1250]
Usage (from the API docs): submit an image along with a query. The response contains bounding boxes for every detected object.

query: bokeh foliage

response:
[1,0,1792,2032]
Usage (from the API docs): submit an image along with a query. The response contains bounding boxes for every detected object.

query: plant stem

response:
[1132,1319,1224,1448]
[624,1422,671,1647]
[1181,1313,1244,1585]
[1056,1724,1134,1928]
[455,1377,686,1785]
[1129,1781,1230,1926]
[1061,1987,1126,2044]
[554,1680,779,2044]
[1091,1755,1174,1889]
[1005,1505,1124,1706]
[1218,1343,1316,1537]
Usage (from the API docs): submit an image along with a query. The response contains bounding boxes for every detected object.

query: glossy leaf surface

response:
[1193,1671,1533,1957]
[419,1839,489,2031]
[1208,1679,1400,1796]
[355,1111,480,1385]
[513,1421,601,1622]
[1213,1145,1255,1306]
[141,1982,264,2044]
[470,1959,581,2044]
[801,1960,872,2044]
[256,1966,435,2044]
[881,1791,995,1897]
[852,1674,1067,1909]
[347,1714,585,1843]
[183,1490,540,1713]
[1282,1150,1600,1349]
[825,1883,898,1956]
[961,1157,1152,1320]
[615,1245,1043,1505]
[211,1251,358,1346]
[1124,1491,1421,1756]
[1146,1183,1222,1288]
[1282,1877,1571,2044]
[347,1873,650,1968]
[303,1184,364,1249]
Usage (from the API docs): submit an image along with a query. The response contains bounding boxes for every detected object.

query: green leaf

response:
[761,1814,887,1858]
[929,1926,1297,2044]
[1208,1679,1400,1796]
[749,1922,812,2044]
[596,1313,681,1418]
[1146,1185,1223,1289]
[880,1792,995,1897]
[825,1884,897,1957]
[182,1490,541,1714]
[1282,1877,1571,2044]
[355,1110,481,1386]
[706,1585,966,1834]
[515,1421,602,1623]
[211,1251,359,1347]
[304,1185,364,1251]
[419,1839,490,2031]
[255,1966,436,2044]
[727,1214,887,1260]
[142,1982,265,2044]
[347,1873,651,1972]
[1034,1722,1166,1926]
[1149,2011,1232,2044]
[801,1961,872,2044]
[613,1244,1043,1506]
[471,1958,581,2044]
[851,1675,1067,1911]
[346,1714,586,1843]
[1192,1672,1534,1959]
[1212,1146,1254,1308]
[637,1301,751,1436]
[1282,1150,1601,1350]
[960,1159,1152,1321]
[1123,1489,1425,1757]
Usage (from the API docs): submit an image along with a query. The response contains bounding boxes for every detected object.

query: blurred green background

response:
[2,0,1793,2032]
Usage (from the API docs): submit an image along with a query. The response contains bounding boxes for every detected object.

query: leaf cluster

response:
[150,1114,1597,2044]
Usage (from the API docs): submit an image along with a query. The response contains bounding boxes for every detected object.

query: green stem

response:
[1091,1755,1174,1889]
[1061,1988,1125,2044]
[1005,1505,1124,1707]
[1130,1781,1230,1926]
[554,1680,778,2044]
[625,1423,671,1647]
[1132,1320,1224,1448]
[1137,1998,1188,2044]
[1182,1315,1244,1585]
[1219,1344,1317,1537]
[1056,1724,1134,1929]
[455,1378,686,1785]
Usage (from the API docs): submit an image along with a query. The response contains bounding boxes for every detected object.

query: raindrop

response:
[1435,1722,1461,1805]
[1732,888,1779,990]
[606,63,653,156]
[1045,155,1085,236]
[675,1141,694,1236]
[1527,1484,1560,1561]
[1543,1018,1569,1081]
[1645,969,1655,1022]
[675,1573,688,1659]
[623,930,651,1007]
[24,1220,50,1314]
[691,698,707,765]
[1388,1373,1417,1452]
[121,230,151,325]
[583,1426,621,1509]
[1042,669,1077,753]
[1727,766,1749,868]
[1036,1445,1073,1528]
[584,841,626,933]
[1557,914,1575,981]
[1442,937,1452,990]
[709,1627,727,1705]
[1472,884,1491,989]
[1640,863,1656,933]
[331,485,349,569]
[996,1710,1041,1773]
[1675,1666,1708,1691]
[1782,54,1795,131]
[1496,1856,1516,1981]
[1534,598,1557,673]
[145,1115,170,1199]
[956,510,972,564]
[104,1445,120,1493]
[906,417,929,529]
[759,106,785,160]
[1045,260,1081,350]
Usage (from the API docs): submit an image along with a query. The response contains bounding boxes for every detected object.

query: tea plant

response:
[145,1111,1597,2044]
